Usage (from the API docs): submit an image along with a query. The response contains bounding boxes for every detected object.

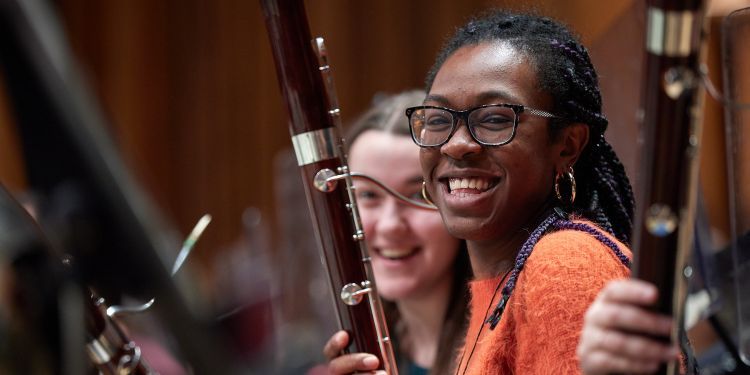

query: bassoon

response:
[260,0,397,372]
[632,0,708,373]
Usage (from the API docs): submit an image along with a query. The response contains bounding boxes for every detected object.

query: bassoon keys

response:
[260,0,398,372]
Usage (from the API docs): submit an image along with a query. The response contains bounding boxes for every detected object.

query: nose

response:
[441,121,482,160]
[374,199,409,238]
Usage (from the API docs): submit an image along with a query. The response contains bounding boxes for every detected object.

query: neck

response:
[466,231,524,279]
[396,271,454,369]
[467,201,556,279]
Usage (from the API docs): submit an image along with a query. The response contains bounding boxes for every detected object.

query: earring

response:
[555,166,576,205]
[421,181,437,208]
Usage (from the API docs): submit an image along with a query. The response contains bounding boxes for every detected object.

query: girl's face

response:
[420,41,567,244]
[349,130,459,301]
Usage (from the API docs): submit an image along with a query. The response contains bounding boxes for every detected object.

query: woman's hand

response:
[323,330,384,374]
[577,279,681,374]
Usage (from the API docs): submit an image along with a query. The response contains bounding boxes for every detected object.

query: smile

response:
[377,247,418,260]
[447,177,497,194]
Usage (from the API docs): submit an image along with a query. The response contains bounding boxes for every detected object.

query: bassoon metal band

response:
[646,8,698,57]
[291,127,340,166]
[86,335,113,365]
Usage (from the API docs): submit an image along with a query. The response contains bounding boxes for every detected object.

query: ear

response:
[555,123,589,172]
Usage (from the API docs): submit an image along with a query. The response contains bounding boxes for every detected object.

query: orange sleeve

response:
[511,229,631,374]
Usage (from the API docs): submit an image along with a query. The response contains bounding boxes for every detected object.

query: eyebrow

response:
[425,90,523,108]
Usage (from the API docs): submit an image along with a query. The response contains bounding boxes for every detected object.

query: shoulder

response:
[529,220,632,273]
[505,221,630,373]
[517,220,631,305]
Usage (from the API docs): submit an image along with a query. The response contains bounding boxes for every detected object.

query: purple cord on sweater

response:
[553,221,631,267]
[486,212,630,330]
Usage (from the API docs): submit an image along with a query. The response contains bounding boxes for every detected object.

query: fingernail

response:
[362,355,379,368]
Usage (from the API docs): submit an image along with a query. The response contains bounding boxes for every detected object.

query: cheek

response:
[358,207,379,243]
[409,212,458,255]
[501,137,556,183]
[419,148,439,178]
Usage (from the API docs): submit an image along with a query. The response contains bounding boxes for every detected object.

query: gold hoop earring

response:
[555,166,576,205]
[421,181,437,208]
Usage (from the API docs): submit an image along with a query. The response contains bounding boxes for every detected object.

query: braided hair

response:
[425,10,634,245]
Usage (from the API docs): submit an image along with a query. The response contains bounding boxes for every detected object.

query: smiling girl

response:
[323,91,471,375]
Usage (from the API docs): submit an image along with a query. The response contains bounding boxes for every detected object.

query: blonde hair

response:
[345,90,425,143]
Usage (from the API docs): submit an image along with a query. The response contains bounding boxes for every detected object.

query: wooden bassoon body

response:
[260,0,397,372]
[632,0,707,373]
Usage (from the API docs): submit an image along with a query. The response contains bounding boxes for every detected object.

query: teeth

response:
[448,178,491,192]
[380,248,416,259]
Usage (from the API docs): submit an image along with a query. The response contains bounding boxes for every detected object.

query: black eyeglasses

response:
[405,103,562,147]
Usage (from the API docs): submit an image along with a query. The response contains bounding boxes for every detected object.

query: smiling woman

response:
[323,91,471,375]
[324,10,638,374]
[411,10,636,374]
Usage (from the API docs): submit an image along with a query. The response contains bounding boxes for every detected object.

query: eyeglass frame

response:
[405,103,564,147]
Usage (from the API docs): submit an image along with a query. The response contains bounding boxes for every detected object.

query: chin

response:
[445,218,497,241]
[377,283,418,302]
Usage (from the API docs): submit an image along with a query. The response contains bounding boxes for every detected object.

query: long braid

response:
[595,141,635,242]
[548,38,635,245]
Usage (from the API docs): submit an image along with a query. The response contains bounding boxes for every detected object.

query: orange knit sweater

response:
[455,222,632,374]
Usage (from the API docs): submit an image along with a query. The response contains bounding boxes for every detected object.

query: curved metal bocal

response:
[328,172,439,211]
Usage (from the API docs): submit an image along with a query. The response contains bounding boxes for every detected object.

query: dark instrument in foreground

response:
[260,0,397,372]
[632,0,708,373]
[0,0,237,372]
[0,181,153,374]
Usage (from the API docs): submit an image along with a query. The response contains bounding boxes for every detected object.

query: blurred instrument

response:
[0,181,154,374]
[632,0,708,373]
[260,0,397,372]
[0,0,238,372]
[0,182,81,374]
[173,214,212,276]
[86,293,153,375]
[721,6,750,366]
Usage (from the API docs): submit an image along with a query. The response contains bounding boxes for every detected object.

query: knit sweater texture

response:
[456,221,632,374]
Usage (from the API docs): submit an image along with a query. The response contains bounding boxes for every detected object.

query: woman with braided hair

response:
[414,11,637,374]
[327,10,644,374]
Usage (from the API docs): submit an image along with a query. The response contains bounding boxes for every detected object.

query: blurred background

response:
[0,0,735,293]
[0,0,748,373]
